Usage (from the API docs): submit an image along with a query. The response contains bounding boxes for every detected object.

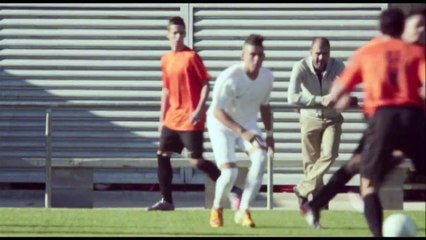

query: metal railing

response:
[0,101,361,209]
[2,101,159,208]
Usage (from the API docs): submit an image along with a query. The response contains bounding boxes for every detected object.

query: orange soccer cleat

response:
[234,209,256,228]
[209,208,224,228]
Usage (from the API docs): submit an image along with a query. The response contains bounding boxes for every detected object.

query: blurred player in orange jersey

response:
[300,7,425,232]
[327,8,425,237]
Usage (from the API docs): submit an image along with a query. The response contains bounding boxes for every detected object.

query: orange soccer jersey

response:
[161,46,211,131]
[338,38,425,117]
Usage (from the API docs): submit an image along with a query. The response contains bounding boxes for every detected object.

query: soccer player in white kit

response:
[207,34,275,228]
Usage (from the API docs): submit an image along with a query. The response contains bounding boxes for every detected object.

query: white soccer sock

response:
[213,168,238,209]
[239,148,267,210]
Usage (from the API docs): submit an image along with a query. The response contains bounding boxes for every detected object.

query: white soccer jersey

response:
[207,62,274,128]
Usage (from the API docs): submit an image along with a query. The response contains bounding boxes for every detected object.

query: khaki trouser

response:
[296,115,343,197]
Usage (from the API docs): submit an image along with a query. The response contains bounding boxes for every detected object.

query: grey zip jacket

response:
[287,56,345,119]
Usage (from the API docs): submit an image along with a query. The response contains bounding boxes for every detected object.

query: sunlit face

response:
[310,41,330,71]
[241,44,265,74]
[402,14,425,44]
[167,24,185,49]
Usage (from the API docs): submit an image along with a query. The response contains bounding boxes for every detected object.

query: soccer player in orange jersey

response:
[327,8,425,237]
[147,16,242,211]
[300,7,425,230]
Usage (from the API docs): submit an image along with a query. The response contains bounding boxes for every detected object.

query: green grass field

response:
[0,208,424,237]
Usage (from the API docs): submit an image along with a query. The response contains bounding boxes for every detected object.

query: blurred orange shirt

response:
[353,36,387,116]
[338,38,425,117]
[161,46,211,131]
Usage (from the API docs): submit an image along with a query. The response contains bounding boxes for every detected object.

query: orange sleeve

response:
[190,52,211,83]
[337,53,363,92]
[419,57,425,83]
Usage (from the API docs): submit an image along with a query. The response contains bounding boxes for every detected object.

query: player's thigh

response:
[179,130,204,159]
[239,126,265,155]
[159,126,184,154]
[361,109,398,183]
[208,127,238,167]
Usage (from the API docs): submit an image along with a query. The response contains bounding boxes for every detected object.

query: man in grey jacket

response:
[287,37,345,212]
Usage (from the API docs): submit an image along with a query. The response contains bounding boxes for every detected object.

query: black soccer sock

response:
[310,167,353,211]
[195,159,221,181]
[363,193,383,237]
[157,154,173,204]
[231,185,243,195]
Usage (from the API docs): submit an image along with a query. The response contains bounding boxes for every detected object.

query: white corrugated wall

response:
[0,3,187,183]
[0,3,388,184]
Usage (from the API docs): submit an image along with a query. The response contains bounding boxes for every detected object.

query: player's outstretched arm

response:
[159,88,170,132]
[191,81,210,125]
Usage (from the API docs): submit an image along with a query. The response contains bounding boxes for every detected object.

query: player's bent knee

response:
[248,147,268,178]
[392,150,405,159]
[220,167,238,184]
[189,158,204,167]
[157,150,172,157]
[219,162,237,170]
[189,158,199,166]
[360,177,379,196]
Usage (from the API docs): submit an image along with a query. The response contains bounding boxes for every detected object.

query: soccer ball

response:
[383,214,417,237]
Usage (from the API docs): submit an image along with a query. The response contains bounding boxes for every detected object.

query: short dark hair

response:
[379,8,405,38]
[244,34,264,48]
[311,37,330,49]
[168,16,185,29]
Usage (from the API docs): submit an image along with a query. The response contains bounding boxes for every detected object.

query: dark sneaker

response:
[293,186,308,207]
[300,202,321,229]
[313,222,322,229]
[147,198,175,211]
